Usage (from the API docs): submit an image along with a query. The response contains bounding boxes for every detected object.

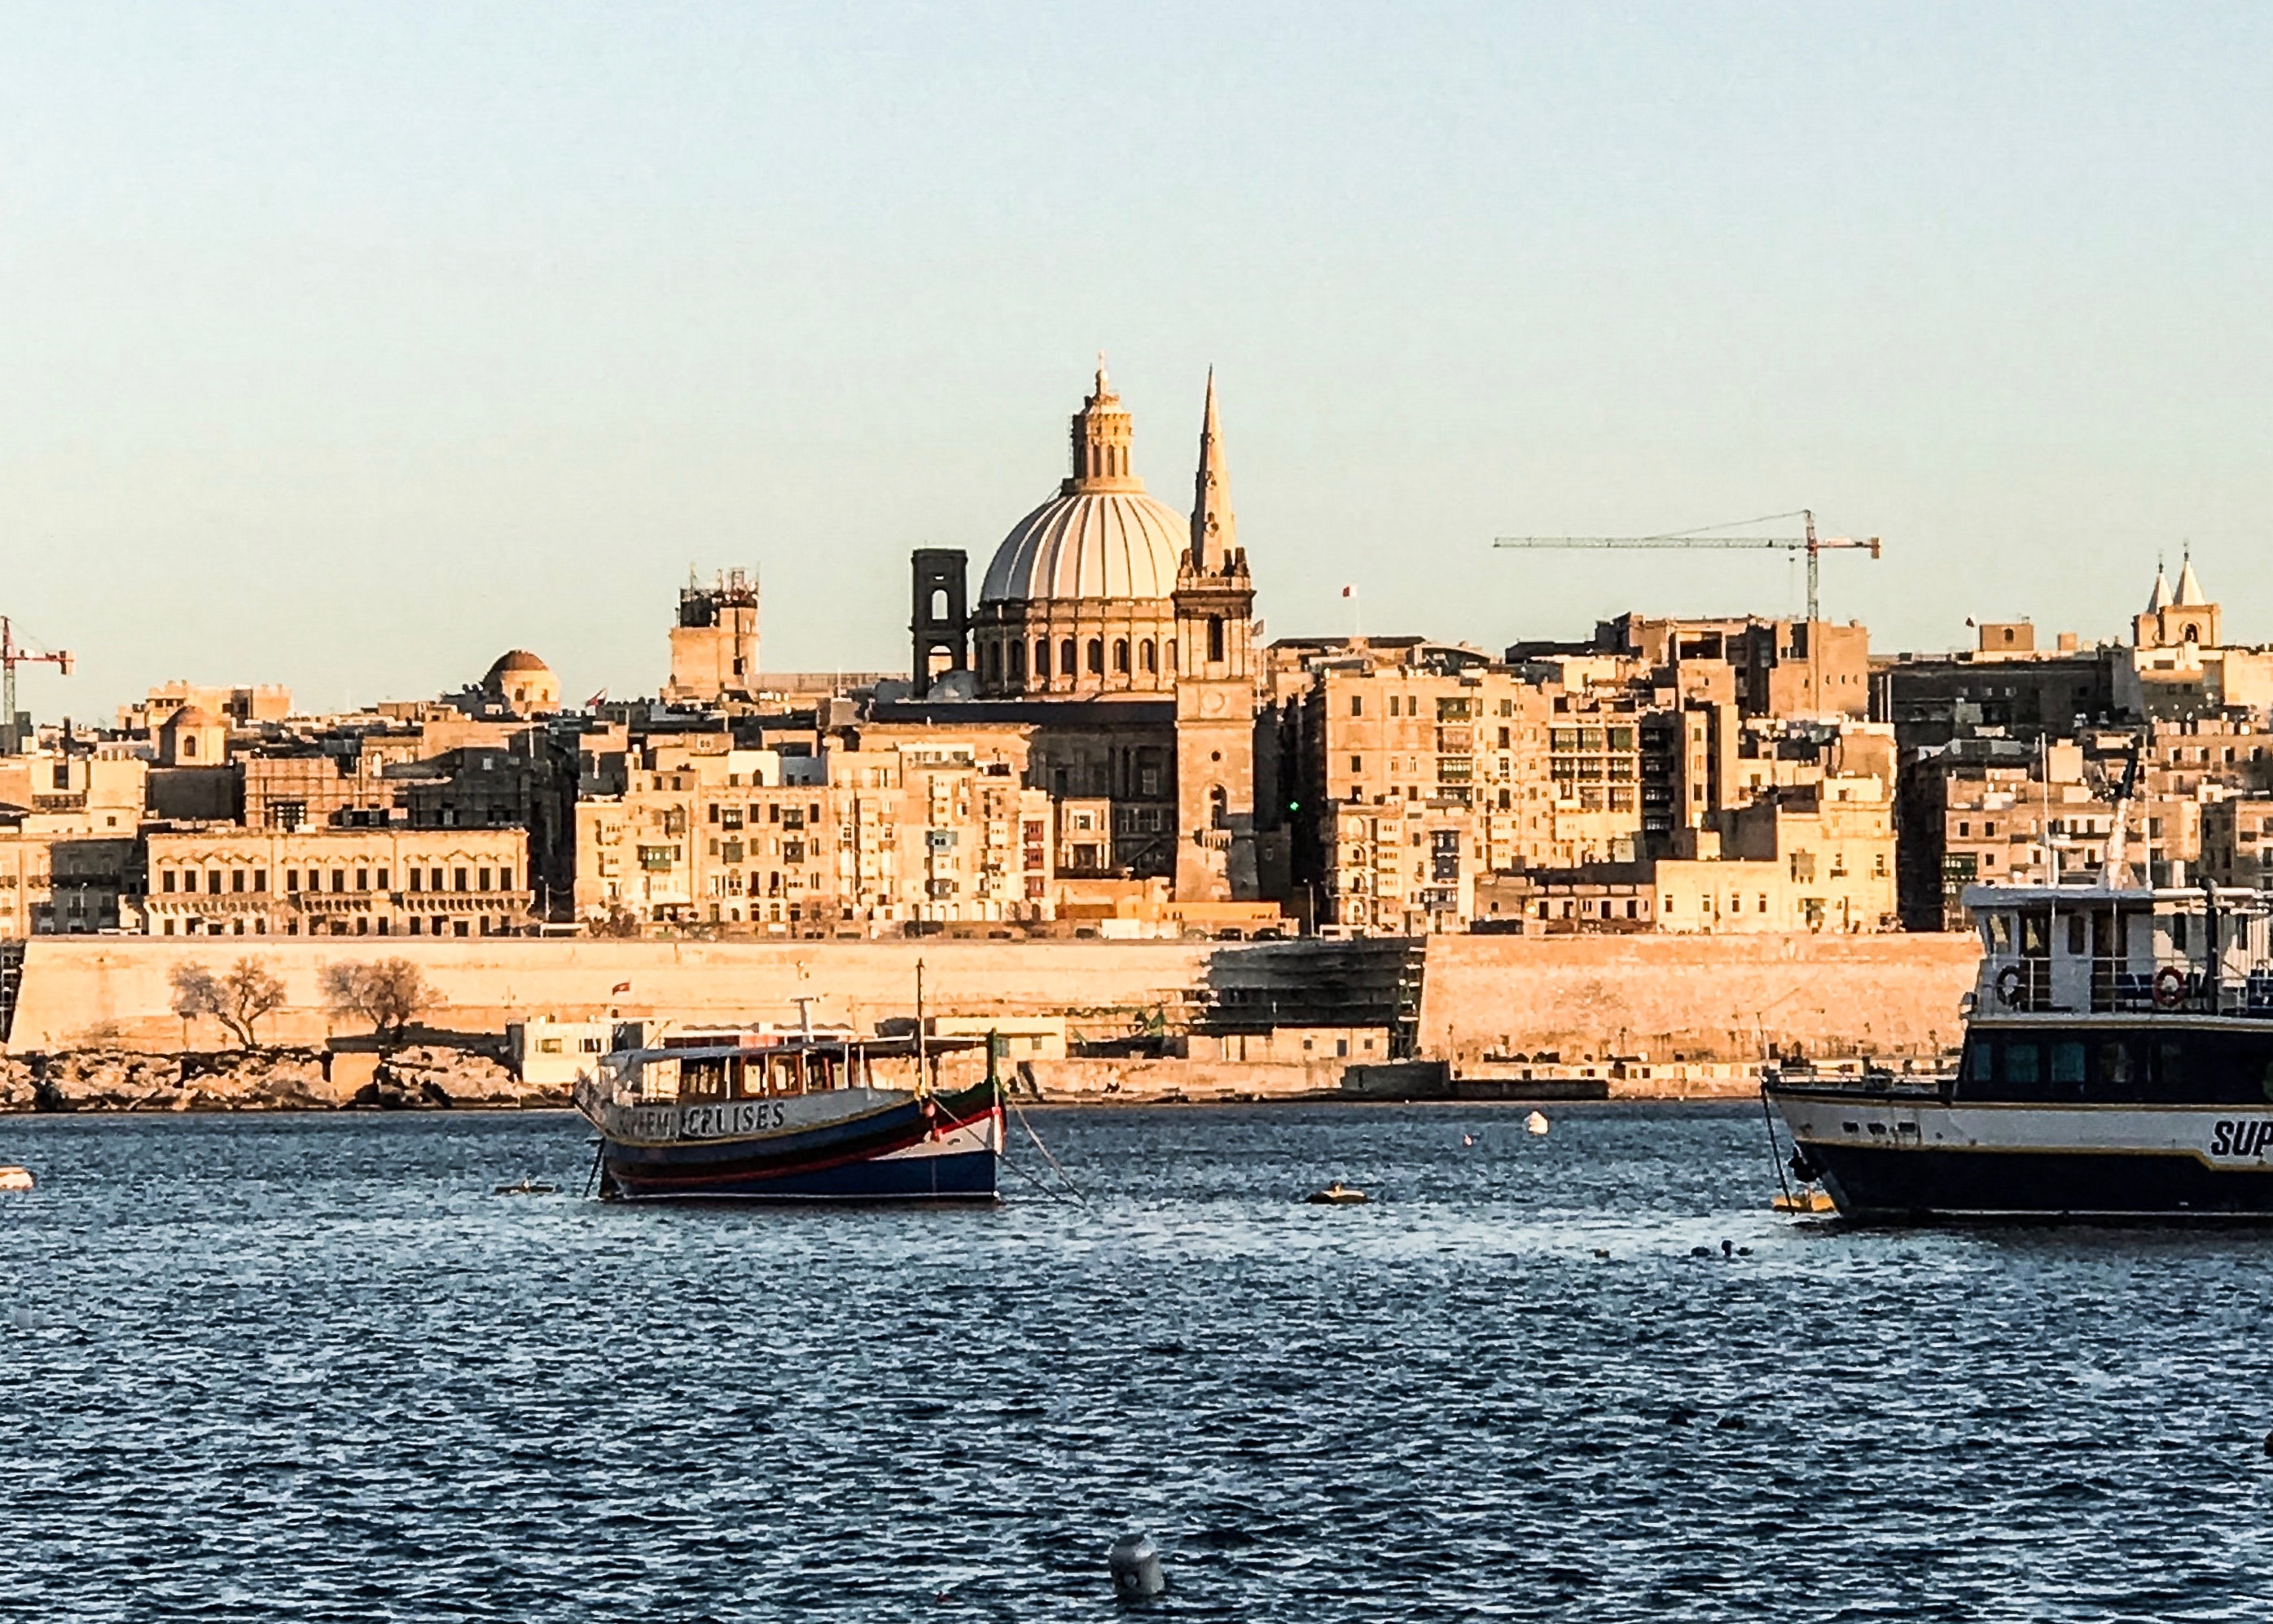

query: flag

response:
[611,981,631,994]
[1341,585,1354,598]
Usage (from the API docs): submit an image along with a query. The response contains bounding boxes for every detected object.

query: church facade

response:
[888,363,1261,902]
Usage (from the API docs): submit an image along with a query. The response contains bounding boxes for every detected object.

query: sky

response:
[2,2,2270,718]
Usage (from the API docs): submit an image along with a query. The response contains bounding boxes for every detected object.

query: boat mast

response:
[915,956,927,1096]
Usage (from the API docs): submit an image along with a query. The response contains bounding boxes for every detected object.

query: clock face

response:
[1201,690,1226,716]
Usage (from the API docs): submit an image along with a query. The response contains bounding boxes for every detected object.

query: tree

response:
[321,958,436,1042]
[169,957,288,1049]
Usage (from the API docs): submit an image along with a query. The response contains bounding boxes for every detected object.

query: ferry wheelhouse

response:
[1766,880,2273,1219]
[574,1025,1003,1202]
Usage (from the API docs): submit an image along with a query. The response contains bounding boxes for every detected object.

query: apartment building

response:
[1654,776,1897,934]
[140,827,531,937]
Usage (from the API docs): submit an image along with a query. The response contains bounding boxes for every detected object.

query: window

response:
[253,872,267,893]
[183,870,199,894]
[376,868,388,890]
[454,867,469,892]
[477,867,493,892]
[355,869,370,892]
[232,870,246,893]
[1350,694,1363,717]
[162,870,177,893]
[1140,639,1156,674]
[1060,639,1077,677]
[1112,639,1129,674]
[331,870,345,893]
[1207,616,1225,663]
[286,870,299,893]
[1033,639,1051,678]
[500,867,513,891]
[1009,641,1026,683]
[1086,639,1104,674]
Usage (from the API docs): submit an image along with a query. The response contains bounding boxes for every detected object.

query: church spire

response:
[1190,367,1236,571]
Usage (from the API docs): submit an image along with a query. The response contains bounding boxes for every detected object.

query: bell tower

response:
[1172,369,1259,902]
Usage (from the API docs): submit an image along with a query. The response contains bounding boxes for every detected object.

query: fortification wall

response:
[7,938,1213,1053]
[7,931,1981,1069]
[1418,933,1978,1066]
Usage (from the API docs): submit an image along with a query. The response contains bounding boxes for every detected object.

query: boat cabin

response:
[1963,881,2273,1017]
[591,1027,981,1105]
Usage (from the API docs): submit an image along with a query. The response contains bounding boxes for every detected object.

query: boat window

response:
[681,1056,729,1099]
[2095,1040,2135,1092]
[2172,915,2188,952]
[2066,915,2087,956]
[2049,1041,2087,1095]
[1986,914,2012,955]
[2020,910,2050,958]
[1963,1038,1994,1086]
[2002,1041,2041,1090]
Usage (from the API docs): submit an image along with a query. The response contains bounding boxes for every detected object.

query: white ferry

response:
[1766,877,2273,1219]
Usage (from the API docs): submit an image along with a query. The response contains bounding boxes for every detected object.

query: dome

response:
[979,489,1188,604]
[167,704,219,729]
[486,649,551,679]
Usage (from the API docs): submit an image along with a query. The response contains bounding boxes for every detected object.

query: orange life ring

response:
[2152,966,2189,1010]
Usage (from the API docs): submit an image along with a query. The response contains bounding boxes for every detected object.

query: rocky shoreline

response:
[0,1047,568,1113]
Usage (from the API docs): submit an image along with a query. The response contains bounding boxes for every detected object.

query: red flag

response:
[611,981,631,994]
[1341,585,1354,598]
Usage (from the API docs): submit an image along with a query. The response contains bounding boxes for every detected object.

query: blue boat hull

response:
[596,1080,1001,1203]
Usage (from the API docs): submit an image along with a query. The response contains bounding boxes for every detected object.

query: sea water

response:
[2,1104,2266,1620]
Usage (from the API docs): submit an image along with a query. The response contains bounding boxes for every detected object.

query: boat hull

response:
[1768,1086,2273,1220]
[590,1079,1003,1203]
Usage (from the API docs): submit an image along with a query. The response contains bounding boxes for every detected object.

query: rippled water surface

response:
[4,1104,2270,1620]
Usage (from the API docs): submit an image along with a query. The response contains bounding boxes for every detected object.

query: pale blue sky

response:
[3,2,2269,715]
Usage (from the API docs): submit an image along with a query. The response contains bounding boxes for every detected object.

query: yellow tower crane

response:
[1492,509,1881,623]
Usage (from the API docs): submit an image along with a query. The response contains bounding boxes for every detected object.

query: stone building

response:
[140,827,532,937]
[882,362,1266,905]
[573,723,1054,933]
[482,651,561,718]
[666,570,761,704]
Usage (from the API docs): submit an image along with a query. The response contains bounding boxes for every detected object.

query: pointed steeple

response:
[2146,556,2174,613]
[1189,367,1236,572]
[2175,548,2207,607]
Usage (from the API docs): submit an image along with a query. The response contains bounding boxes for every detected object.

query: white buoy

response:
[1108,1532,1165,1600]
[0,1166,32,1192]
[1525,1111,1550,1136]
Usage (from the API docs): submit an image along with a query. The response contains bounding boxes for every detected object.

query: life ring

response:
[2152,966,2189,1010]
[1994,964,2026,1007]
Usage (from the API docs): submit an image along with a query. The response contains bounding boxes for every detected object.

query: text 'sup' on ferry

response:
[1766,857,2273,1220]
[573,1019,1006,1203]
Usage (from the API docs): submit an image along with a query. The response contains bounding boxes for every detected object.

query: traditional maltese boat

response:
[574,1024,1003,1202]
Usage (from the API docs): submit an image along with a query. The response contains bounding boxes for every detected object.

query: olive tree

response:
[168,957,289,1049]
[319,958,437,1042]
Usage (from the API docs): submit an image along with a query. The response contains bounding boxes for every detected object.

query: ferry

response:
[574,1023,1003,1202]
[1766,876,2273,1220]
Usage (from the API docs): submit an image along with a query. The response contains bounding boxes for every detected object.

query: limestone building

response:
[140,827,532,937]
[666,569,762,704]
[888,362,1266,904]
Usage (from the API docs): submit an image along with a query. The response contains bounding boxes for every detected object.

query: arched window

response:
[1208,615,1226,663]
[1169,640,1179,671]
[1033,639,1051,679]
[1086,639,1104,674]
[928,587,949,621]
[983,643,1001,685]
[1208,785,1228,829]
[1060,639,1077,678]
[1008,640,1026,683]
[2185,624,2200,643]
[1112,638,1130,674]
[1140,639,1156,674]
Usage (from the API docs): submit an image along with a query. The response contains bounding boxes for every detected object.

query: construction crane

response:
[1492,509,1881,622]
[0,618,73,756]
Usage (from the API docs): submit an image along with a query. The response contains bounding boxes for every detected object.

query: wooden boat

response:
[574,1024,1003,1203]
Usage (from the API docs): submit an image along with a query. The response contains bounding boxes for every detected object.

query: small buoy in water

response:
[1591,1248,1611,1259]
[1306,1182,1369,1205]
[0,1166,33,1192]
[1721,1239,1734,1258]
[494,1178,558,1196]
[1461,1134,1476,1148]
[1525,1111,1550,1136]
[1690,1245,1713,1258]
[1108,1532,1165,1601]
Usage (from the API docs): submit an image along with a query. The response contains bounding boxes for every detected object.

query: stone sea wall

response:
[1417,933,1981,1066]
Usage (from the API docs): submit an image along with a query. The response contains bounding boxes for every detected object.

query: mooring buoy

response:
[0,1166,33,1192]
[1525,1111,1550,1136]
[1108,1531,1165,1600]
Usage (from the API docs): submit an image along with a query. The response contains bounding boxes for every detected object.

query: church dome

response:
[980,488,1187,604]
[977,362,1188,607]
